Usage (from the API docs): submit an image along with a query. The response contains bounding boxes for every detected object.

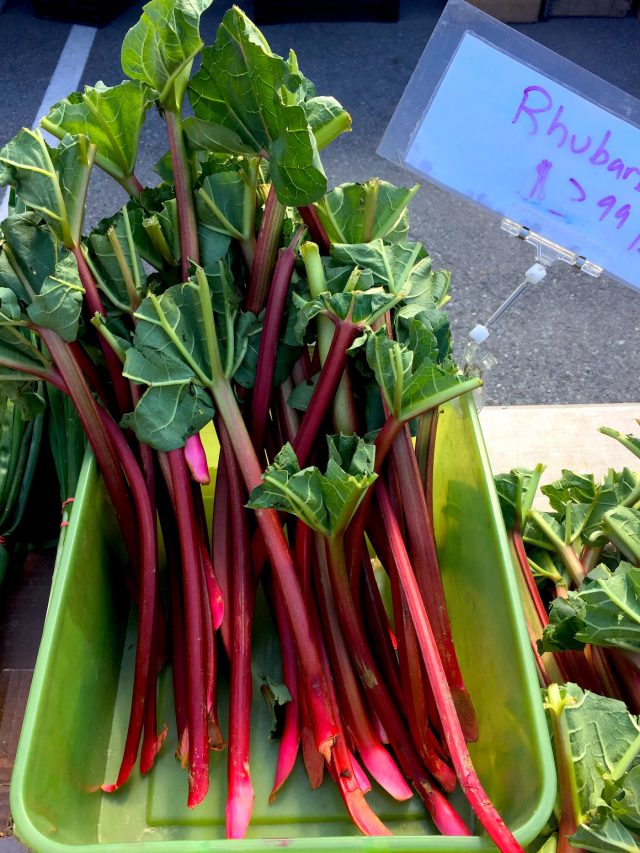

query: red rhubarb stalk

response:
[245,186,286,314]
[377,481,524,853]
[220,423,255,839]
[314,533,413,801]
[250,232,300,450]
[167,450,209,807]
[97,405,158,791]
[391,425,478,743]
[292,318,360,466]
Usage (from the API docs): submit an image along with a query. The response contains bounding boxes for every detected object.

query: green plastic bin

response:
[10,393,556,851]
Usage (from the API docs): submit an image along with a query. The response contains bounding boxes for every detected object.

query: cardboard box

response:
[544,0,632,15]
[466,0,542,21]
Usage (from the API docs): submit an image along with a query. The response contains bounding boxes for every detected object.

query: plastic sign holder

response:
[467,217,603,349]
[378,0,640,294]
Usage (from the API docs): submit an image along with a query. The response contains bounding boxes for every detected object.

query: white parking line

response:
[0,23,97,220]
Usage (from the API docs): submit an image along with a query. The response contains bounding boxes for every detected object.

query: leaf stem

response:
[245,185,285,314]
[165,109,200,279]
[377,480,524,853]
[544,684,583,853]
[211,378,339,758]
[292,319,360,466]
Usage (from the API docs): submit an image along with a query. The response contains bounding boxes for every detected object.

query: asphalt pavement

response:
[1,0,639,406]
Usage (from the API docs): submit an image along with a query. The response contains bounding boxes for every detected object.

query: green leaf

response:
[246,435,377,538]
[494,465,545,531]
[542,562,640,654]
[303,96,351,150]
[600,426,640,465]
[572,811,640,852]
[314,180,419,245]
[41,81,151,187]
[120,380,214,451]
[123,263,251,449]
[365,325,475,423]
[257,672,291,739]
[27,251,84,342]
[550,684,640,816]
[287,373,318,412]
[542,470,598,513]
[187,7,327,206]
[617,765,640,830]
[292,284,396,345]
[539,595,588,653]
[195,171,247,240]
[88,204,162,312]
[0,299,53,381]
[123,277,217,449]
[0,212,58,302]
[121,0,213,109]
[602,508,640,566]
[523,511,566,552]
[331,239,430,296]
[0,131,94,247]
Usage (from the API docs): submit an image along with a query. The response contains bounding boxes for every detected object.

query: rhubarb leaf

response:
[331,239,429,295]
[602,508,640,566]
[41,81,151,188]
[292,287,395,344]
[120,378,214,451]
[572,811,640,852]
[365,326,477,423]
[0,131,94,248]
[600,427,640,464]
[303,96,351,150]
[27,251,83,342]
[121,0,213,110]
[0,213,57,302]
[617,765,640,830]
[314,180,418,245]
[258,673,292,739]
[540,563,640,654]
[247,435,377,538]
[0,215,83,341]
[123,277,219,449]
[542,470,598,512]
[187,7,326,206]
[494,465,545,530]
[195,171,248,240]
[0,290,54,378]
[544,683,640,821]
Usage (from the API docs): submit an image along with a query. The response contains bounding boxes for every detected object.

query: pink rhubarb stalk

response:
[377,481,525,853]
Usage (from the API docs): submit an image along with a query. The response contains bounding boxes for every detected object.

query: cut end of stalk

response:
[349,751,372,794]
[187,767,210,809]
[100,782,119,794]
[226,780,255,839]
[451,687,479,743]
[184,433,211,485]
[358,745,413,801]
[344,789,393,837]
[269,735,300,803]
[415,781,472,837]
[140,723,169,775]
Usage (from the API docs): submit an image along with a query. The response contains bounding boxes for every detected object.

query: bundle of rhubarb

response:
[496,427,640,851]
[0,1,522,848]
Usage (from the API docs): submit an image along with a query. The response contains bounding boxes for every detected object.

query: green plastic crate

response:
[10,393,555,851]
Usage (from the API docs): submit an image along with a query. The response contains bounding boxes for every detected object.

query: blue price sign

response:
[379,0,640,290]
